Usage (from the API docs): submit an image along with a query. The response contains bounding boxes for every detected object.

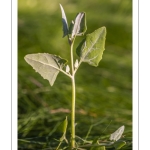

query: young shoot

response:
[24,4,126,150]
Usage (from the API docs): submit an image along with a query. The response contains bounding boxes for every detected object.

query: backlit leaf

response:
[24,53,67,86]
[76,27,106,67]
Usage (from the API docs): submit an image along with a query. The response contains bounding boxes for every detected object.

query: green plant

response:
[24,4,127,149]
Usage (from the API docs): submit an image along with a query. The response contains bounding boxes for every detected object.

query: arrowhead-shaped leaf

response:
[24,53,67,86]
[59,4,69,37]
[76,27,106,67]
[70,12,87,38]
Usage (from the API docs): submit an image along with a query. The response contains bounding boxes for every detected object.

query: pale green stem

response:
[70,39,76,148]
[71,76,75,148]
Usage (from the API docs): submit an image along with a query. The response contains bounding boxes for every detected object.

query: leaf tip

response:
[24,55,29,63]
[102,26,107,33]
[71,11,87,38]
[59,3,63,9]
[59,3,69,37]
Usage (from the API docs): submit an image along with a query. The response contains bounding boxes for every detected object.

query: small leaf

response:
[70,12,87,38]
[58,117,68,142]
[61,116,68,134]
[59,4,69,37]
[74,59,79,68]
[110,126,125,141]
[113,141,126,150]
[76,27,106,67]
[57,117,68,135]
[24,53,67,86]
[66,65,70,73]
[56,117,68,149]
[69,20,74,35]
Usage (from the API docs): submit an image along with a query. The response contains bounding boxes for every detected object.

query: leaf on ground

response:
[76,27,106,67]
[24,53,67,86]
[110,125,125,141]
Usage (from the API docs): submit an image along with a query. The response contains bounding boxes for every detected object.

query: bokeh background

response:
[18,0,132,149]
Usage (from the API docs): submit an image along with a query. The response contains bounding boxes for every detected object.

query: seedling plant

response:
[24,4,127,150]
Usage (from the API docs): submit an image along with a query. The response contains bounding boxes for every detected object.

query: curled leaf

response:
[70,12,87,38]
[59,4,69,37]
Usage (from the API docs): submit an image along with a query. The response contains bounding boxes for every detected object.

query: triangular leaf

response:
[24,53,67,86]
[70,12,87,38]
[76,27,106,67]
[59,4,69,37]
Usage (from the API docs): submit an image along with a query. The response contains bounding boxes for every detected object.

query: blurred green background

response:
[18,0,132,149]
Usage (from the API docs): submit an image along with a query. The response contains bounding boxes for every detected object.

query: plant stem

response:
[70,39,76,148]
[71,76,75,148]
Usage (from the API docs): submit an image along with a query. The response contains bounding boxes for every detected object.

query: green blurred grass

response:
[18,0,132,149]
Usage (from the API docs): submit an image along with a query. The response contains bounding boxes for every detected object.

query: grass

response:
[18,0,132,149]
